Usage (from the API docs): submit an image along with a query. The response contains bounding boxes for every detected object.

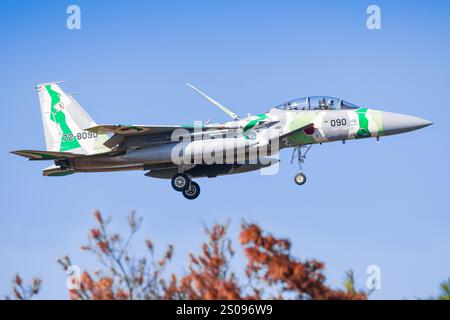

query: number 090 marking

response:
[330,118,347,127]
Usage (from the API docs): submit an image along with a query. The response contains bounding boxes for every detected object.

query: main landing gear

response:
[171,172,201,200]
[291,144,312,186]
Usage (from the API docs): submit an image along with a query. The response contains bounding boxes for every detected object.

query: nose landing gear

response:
[294,172,307,185]
[171,172,201,200]
[291,144,312,186]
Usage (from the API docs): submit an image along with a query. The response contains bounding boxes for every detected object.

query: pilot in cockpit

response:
[328,99,334,110]
[319,98,327,110]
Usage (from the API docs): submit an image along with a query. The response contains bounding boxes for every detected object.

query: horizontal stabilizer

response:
[10,149,83,160]
[43,165,75,176]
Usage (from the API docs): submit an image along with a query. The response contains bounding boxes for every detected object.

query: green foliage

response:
[437,278,450,300]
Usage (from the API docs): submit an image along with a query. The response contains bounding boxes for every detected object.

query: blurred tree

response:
[57,210,173,300]
[436,278,450,300]
[5,274,41,300]
[6,211,449,300]
[56,211,367,300]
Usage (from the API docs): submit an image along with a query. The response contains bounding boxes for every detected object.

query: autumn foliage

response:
[53,211,367,300]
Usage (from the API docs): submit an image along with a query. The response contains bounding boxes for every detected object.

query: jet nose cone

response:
[382,111,433,136]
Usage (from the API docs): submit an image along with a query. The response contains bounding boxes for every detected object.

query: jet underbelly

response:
[68,155,134,170]
[124,138,263,165]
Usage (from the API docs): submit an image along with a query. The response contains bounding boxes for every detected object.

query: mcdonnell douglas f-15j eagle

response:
[12,82,432,199]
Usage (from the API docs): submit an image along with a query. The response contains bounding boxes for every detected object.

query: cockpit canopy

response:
[275,96,359,111]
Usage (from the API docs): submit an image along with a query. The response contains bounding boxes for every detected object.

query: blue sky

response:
[0,0,449,299]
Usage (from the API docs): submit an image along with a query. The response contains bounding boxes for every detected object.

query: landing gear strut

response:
[171,172,201,199]
[291,144,312,186]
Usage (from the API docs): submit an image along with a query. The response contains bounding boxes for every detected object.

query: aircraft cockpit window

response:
[340,100,359,110]
[308,96,338,110]
[275,96,359,111]
[275,97,308,110]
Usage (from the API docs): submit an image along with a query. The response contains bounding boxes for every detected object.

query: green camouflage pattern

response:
[220,107,384,149]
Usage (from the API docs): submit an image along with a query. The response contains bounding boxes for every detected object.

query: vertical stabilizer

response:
[36,82,110,154]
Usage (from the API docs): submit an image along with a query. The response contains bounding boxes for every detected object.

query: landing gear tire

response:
[294,172,307,186]
[182,181,200,200]
[171,173,190,191]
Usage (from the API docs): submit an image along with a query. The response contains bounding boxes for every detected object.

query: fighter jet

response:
[12,81,432,199]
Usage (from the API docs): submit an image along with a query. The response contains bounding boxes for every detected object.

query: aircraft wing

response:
[86,124,234,136]
[86,124,239,149]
